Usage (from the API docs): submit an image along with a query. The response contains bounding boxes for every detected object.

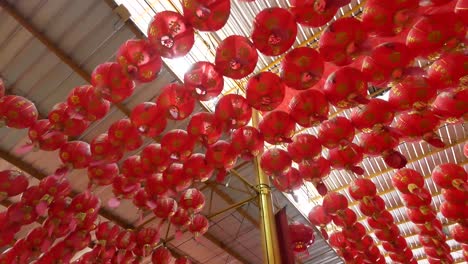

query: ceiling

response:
[0,0,466,263]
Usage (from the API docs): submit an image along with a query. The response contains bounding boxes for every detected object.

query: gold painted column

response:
[252,110,282,263]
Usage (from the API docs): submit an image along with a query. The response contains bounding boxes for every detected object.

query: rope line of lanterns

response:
[0,0,467,263]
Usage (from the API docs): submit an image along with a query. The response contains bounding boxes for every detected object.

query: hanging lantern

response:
[58,141,91,175]
[451,224,468,244]
[401,189,432,209]
[323,67,369,109]
[431,163,467,190]
[154,197,178,220]
[130,102,167,138]
[48,102,90,137]
[319,17,368,66]
[90,133,123,164]
[145,173,169,198]
[281,47,324,90]
[117,39,162,83]
[388,75,437,111]
[317,116,355,149]
[111,175,141,205]
[348,178,376,201]
[184,61,224,101]
[187,112,222,146]
[0,95,38,129]
[289,89,329,127]
[359,128,407,169]
[260,148,292,176]
[432,89,468,123]
[88,163,118,188]
[189,214,209,237]
[163,163,193,193]
[214,35,258,79]
[161,129,195,162]
[368,42,412,80]
[271,167,303,193]
[343,222,367,243]
[246,72,285,111]
[0,170,28,201]
[289,0,344,28]
[179,188,205,214]
[332,208,357,228]
[91,62,135,103]
[231,126,264,160]
[141,143,171,173]
[308,205,332,228]
[148,11,195,58]
[214,94,252,131]
[108,118,143,151]
[329,231,348,250]
[350,98,394,132]
[299,157,331,183]
[205,140,238,182]
[322,192,348,215]
[327,143,364,175]
[121,155,147,181]
[456,0,468,24]
[157,83,195,121]
[170,208,191,238]
[289,222,315,253]
[152,247,175,264]
[182,0,230,31]
[407,206,437,224]
[392,168,425,194]
[258,110,295,144]
[67,85,110,121]
[358,196,386,217]
[382,235,407,252]
[287,134,321,163]
[25,119,67,152]
[183,153,214,182]
[251,8,297,56]
[135,228,160,257]
[394,109,445,148]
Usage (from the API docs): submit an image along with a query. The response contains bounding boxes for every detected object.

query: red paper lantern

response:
[187,112,222,146]
[281,47,324,90]
[370,42,412,77]
[230,126,264,160]
[117,39,162,83]
[179,188,205,214]
[214,94,252,131]
[48,102,90,137]
[333,208,357,228]
[350,98,394,132]
[135,228,160,257]
[154,197,178,220]
[108,118,143,151]
[182,153,214,183]
[329,231,348,249]
[67,85,110,121]
[299,157,331,183]
[25,119,67,152]
[161,129,195,162]
[189,214,209,237]
[148,11,195,58]
[348,178,376,201]
[359,128,407,169]
[59,141,91,170]
[0,170,28,201]
[382,235,407,252]
[451,224,468,244]
[353,235,373,253]
[308,205,332,228]
[432,89,468,123]
[407,206,437,224]
[323,67,369,109]
[90,133,123,163]
[170,208,191,232]
[133,188,154,212]
[246,72,285,111]
[163,163,193,193]
[0,95,38,129]
[152,247,175,264]
[91,62,135,103]
[289,89,329,127]
[442,188,467,205]
[205,140,238,182]
[395,109,445,148]
[287,134,321,163]
[121,155,147,180]
[141,144,171,173]
[112,175,140,202]
[441,201,466,221]
[130,102,167,137]
[289,222,315,253]
[184,61,224,101]
[271,167,303,193]
[260,148,292,176]
[258,110,295,144]
[251,8,297,56]
[182,0,230,31]
[432,163,467,190]
[455,0,468,24]
[388,75,437,111]
[289,0,344,28]
[318,116,355,149]
[328,143,364,175]
[145,173,169,198]
[401,189,432,209]
[343,222,366,242]
[214,35,258,79]
[322,192,348,215]
[358,196,386,217]
[392,168,425,194]
[157,83,195,121]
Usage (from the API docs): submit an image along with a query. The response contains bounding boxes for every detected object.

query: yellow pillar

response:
[252,110,282,263]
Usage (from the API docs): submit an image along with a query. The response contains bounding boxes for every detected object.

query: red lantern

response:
[382,235,407,252]
[401,189,432,209]
[271,167,303,193]
[323,67,369,109]
[117,39,162,83]
[161,129,195,162]
[407,206,437,224]
[182,0,230,31]
[91,62,135,103]
[328,143,364,175]
[187,112,222,146]
[214,94,252,131]
[246,72,285,111]
[348,178,376,201]
[353,235,373,253]
[350,98,394,132]
[388,75,437,111]
[318,116,355,149]
[0,95,38,129]
[432,89,468,123]
[0,170,28,201]
[189,214,209,237]
[121,155,147,180]
[343,222,366,242]
[281,47,324,90]
[157,83,195,121]
[289,0,344,28]
[322,192,348,215]
[183,153,214,182]
[368,42,412,79]
[359,128,407,169]
[154,197,178,220]
[259,110,295,144]
[329,231,348,249]
[289,88,329,127]
[141,144,171,173]
[287,134,321,163]
[135,228,160,257]
[308,205,332,228]
[170,208,191,233]
[179,188,205,214]
[260,148,292,176]
[392,168,425,194]
[145,173,169,198]
[319,17,368,66]
[289,222,315,253]
[441,201,466,221]
[205,140,238,182]
[90,133,123,163]
[394,109,445,148]
[48,102,90,137]
[175,257,192,264]
[112,175,140,203]
[133,188,154,212]
[333,208,357,228]
[299,157,331,183]
[358,196,386,217]
[184,61,223,101]
[130,102,167,137]
[417,219,444,237]
[163,163,192,193]
[451,224,468,244]
[442,188,467,205]
[59,141,91,171]
[67,85,110,121]
[214,35,258,79]
[108,118,143,151]
[252,8,297,56]
[230,126,264,160]
[152,247,175,264]
[25,119,67,152]
[148,11,194,58]
[456,0,468,24]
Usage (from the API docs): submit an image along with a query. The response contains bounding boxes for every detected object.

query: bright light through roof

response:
[165,57,192,77]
